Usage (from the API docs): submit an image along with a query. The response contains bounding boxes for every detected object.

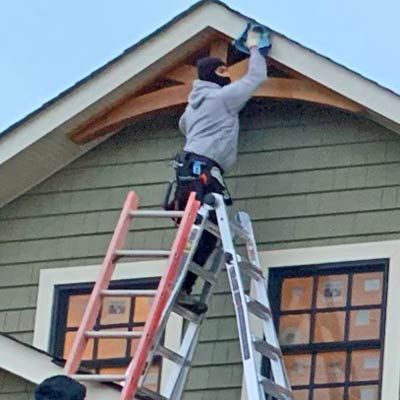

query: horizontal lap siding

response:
[0,369,35,400]
[0,101,399,397]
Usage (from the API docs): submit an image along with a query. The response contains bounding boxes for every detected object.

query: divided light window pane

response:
[52,279,160,392]
[270,261,387,400]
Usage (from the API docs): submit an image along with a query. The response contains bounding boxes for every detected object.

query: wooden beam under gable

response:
[70,85,191,144]
[70,75,363,144]
[165,64,196,84]
[209,39,229,63]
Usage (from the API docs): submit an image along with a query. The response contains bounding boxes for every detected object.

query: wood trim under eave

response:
[70,78,364,144]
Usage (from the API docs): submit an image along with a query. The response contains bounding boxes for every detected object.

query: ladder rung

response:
[253,337,282,360]
[71,374,125,382]
[156,344,186,365]
[101,289,157,297]
[204,220,221,237]
[130,210,185,218]
[85,330,142,338]
[259,377,294,400]
[136,387,168,400]
[172,304,202,323]
[115,250,170,258]
[188,263,218,283]
[246,296,272,320]
[239,259,265,281]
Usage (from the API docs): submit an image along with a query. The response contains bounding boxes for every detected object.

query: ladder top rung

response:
[115,249,170,258]
[130,210,185,218]
[101,289,157,297]
[71,374,125,382]
[85,330,142,338]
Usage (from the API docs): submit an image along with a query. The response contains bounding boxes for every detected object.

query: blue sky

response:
[0,0,398,132]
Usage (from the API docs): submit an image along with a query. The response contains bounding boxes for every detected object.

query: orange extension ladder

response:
[64,191,219,399]
[64,191,293,400]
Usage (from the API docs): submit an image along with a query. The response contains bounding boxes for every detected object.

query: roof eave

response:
[0,333,120,399]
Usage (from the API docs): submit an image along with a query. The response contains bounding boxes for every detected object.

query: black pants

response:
[176,179,221,294]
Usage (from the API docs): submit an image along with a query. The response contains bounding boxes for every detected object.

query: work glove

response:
[246,28,262,49]
[233,23,271,57]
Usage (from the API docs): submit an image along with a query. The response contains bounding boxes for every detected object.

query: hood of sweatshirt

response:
[188,79,221,109]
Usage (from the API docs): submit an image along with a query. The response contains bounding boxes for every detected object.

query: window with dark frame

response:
[268,259,388,400]
[50,278,161,391]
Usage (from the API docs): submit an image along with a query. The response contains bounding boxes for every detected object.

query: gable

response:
[0,0,399,210]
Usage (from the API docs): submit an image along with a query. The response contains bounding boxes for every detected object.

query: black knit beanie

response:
[196,56,231,87]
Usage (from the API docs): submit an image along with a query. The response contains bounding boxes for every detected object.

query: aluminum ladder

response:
[64,191,293,400]
[219,204,293,400]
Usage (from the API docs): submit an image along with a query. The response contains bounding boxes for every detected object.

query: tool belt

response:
[163,152,232,210]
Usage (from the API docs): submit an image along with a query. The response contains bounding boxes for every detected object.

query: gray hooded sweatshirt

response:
[179,47,267,172]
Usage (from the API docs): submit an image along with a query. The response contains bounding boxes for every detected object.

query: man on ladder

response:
[168,26,269,309]
[63,24,294,400]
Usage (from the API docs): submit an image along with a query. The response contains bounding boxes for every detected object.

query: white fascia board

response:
[0,335,120,399]
[268,33,400,126]
[206,3,400,128]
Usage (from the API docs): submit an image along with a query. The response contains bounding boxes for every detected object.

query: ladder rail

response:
[65,191,292,400]
[64,191,139,374]
[136,206,217,395]
[215,196,266,400]
[163,247,223,399]
[121,192,201,400]
[242,213,291,391]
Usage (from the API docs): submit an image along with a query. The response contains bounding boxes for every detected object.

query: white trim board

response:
[34,259,183,394]
[0,335,120,399]
[242,240,400,400]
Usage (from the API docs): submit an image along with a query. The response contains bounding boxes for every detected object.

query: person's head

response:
[35,375,86,400]
[196,56,231,87]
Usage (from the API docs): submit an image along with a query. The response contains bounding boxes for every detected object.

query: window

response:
[268,260,388,400]
[34,260,183,394]
[51,278,161,391]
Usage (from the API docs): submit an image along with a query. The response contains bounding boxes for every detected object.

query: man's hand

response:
[246,29,261,49]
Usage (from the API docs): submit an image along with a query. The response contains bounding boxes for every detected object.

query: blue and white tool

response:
[233,22,271,57]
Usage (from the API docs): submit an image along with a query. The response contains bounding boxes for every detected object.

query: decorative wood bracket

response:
[70,39,363,144]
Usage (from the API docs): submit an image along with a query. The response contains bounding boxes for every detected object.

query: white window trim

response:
[241,240,400,400]
[33,259,183,393]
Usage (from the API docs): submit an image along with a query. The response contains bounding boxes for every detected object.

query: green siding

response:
[1,101,400,397]
[0,370,35,400]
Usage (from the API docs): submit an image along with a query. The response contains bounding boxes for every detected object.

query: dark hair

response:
[35,375,86,400]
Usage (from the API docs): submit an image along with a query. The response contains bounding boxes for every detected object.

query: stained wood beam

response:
[209,39,229,63]
[165,64,196,84]
[71,78,363,144]
[70,85,191,144]
[229,59,249,81]
[255,79,362,113]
